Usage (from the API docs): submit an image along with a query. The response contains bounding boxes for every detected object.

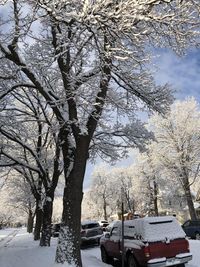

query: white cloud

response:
[153,49,200,100]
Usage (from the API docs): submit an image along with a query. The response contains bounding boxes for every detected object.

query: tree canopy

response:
[0,1,200,266]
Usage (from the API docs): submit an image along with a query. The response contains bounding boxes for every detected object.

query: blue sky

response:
[83,48,200,190]
[154,49,200,101]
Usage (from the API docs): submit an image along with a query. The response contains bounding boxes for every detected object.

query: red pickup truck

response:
[100,216,192,267]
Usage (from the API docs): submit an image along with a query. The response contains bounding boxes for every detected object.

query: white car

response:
[99,220,109,231]
[81,220,103,247]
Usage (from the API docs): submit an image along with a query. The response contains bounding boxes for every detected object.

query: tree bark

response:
[55,139,88,267]
[40,194,54,246]
[103,197,107,220]
[27,210,34,233]
[153,180,159,216]
[34,201,43,241]
[185,188,197,220]
[182,173,197,220]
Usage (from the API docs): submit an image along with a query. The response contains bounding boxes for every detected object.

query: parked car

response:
[100,216,192,267]
[81,220,103,247]
[182,219,200,240]
[51,223,60,237]
[99,220,109,231]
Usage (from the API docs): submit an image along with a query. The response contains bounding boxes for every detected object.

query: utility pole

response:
[121,188,125,267]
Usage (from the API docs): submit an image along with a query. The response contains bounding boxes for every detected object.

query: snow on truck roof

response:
[112,216,186,242]
[125,215,177,225]
[81,220,99,225]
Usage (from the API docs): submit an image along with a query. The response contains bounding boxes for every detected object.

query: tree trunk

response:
[54,37,110,265]
[182,173,197,220]
[131,199,135,215]
[55,139,88,267]
[27,210,34,233]
[55,184,83,266]
[153,181,159,216]
[127,191,132,213]
[185,188,197,220]
[40,195,54,246]
[34,201,43,241]
[103,197,107,220]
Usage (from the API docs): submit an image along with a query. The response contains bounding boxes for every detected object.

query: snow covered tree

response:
[149,98,200,220]
[86,165,141,220]
[112,168,137,215]
[87,164,161,218]
[4,173,36,232]
[81,191,98,220]
[0,88,62,244]
[0,1,199,266]
[88,167,114,220]
[131,151,163,216]
[0,172,32,228]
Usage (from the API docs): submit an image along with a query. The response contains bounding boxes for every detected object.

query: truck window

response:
[124,225,136,240]
[149,220,173,225]
[183,221,191,227]
[111,227,119,237]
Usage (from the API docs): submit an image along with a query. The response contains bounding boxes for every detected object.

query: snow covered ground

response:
[0,227,199,267]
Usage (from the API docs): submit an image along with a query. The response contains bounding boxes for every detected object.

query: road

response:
[0,228,199,267]
[0,228,20,248]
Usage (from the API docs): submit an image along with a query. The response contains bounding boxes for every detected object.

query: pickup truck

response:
[100,216,192,267]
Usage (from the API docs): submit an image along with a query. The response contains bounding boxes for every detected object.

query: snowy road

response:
[0,228,20,248]
[0,228,199,267]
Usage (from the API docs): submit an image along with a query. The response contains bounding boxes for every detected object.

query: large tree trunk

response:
[55,183,83,266]
[182,173,197,220]
[40,194,54,246]
[34,200,43,241]
[185,187,197,220]
[55,139,88,267]
[27,209,34,233]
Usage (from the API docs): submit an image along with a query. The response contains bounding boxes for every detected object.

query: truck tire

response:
[128,255,138,267]
[100,247,113,264]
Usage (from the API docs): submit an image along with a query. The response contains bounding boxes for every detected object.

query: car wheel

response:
[101,247,112,264]
[128,255,137,267]
[195,232,200,240]
[177,264,185,267]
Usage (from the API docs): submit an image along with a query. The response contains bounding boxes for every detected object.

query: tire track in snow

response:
[0,229,19,248]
